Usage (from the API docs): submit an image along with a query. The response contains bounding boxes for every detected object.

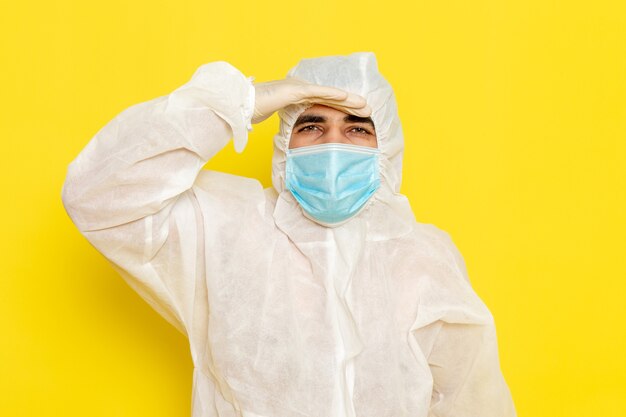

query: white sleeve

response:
[61,61,256,336]
[417,320,517,417]
[411,226,517,417]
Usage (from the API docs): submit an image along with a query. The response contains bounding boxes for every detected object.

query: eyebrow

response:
[344,114,376,130]
[293,115,326,128]
[293,113,376,130]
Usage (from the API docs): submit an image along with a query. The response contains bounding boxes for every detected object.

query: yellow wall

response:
[2,1,625,416]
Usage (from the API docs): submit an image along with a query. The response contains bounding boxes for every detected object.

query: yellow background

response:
[2,0,625,416]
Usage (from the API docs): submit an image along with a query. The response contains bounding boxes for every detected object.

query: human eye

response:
[349,126,372,135]
[297,124,321,133]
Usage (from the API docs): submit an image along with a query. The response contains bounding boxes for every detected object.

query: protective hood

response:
[271,52,415,237]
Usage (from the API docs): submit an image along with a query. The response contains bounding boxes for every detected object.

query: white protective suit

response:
[62,52,516,417]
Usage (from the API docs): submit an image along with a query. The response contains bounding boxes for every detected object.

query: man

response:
[62,52,516,417]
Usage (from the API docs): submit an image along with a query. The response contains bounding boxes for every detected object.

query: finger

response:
[295,93,369,111]
[303,96,370,112]
[343,92,368,109]
[315,92,368,109]
[315,94,368,109]
[300,84,350,102]
[323,103,373,118]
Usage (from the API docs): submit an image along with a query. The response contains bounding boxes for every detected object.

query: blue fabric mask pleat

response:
[285,144,381,225]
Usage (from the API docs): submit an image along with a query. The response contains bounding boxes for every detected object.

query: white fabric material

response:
[62,53,516,417]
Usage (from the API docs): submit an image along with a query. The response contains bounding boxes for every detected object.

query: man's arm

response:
[419,320,517,417]
[410,225,517,416]
[61,61,257,335]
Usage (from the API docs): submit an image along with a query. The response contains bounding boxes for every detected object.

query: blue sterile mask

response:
[285,143,381,226]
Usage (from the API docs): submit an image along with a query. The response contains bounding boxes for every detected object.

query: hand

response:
[252,78,371,124]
